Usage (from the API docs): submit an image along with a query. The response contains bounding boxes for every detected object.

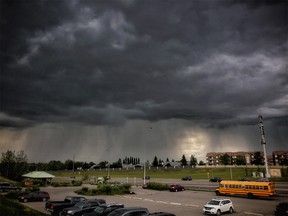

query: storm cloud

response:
[0,0,287,162]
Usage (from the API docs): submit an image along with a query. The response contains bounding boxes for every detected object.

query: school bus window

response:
[264,186,268,190]
[235,185,238,188]
[259,186,263,190]
[256,186,259,190]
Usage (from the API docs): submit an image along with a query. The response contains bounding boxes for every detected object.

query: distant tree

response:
[198,160,205,165]
[0,150,28,181]
[47,160,65,171]
[152,156,158,167]
[180,155,188,166]
[189,155,197,168]
[110,159,122,168]
[252,152,264,166]
[64,159,74,170]
[166,158,170,162]
[219,153,230,165]
[235,156,246,165]
[158,158,164,166]
[98,161,108,168]
[88,161,96,168]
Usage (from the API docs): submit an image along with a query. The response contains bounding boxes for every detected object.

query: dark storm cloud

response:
[1,0,287,129]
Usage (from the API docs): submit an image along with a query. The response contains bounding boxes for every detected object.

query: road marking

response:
[156,201,168,204]
[170,202,182,206]
[132,197,142,200]
[244,212,263,216]
[184,204,199,207]
[144,198,154,202]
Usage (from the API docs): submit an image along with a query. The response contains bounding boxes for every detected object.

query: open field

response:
[50,166,288,182]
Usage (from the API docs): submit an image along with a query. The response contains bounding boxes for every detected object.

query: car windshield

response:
[74,201,86,208]
[208,200,220,205]
[94,206,105,213]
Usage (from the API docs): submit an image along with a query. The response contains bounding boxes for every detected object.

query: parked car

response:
[107,207,149,216]
[0,182,22,192]
[274,202,288,216]
[45,196,87,215]
[181,176,192,181]
[168,184,184,192]
[83,203,124,216]
[18,191,50,202]
[209,177,222,182]
[59,199,106,216]
[203,198,234,215]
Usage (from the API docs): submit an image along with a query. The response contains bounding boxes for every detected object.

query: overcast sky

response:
[0,0,287,163]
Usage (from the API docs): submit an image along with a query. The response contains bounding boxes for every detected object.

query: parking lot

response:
[21,179,288,216]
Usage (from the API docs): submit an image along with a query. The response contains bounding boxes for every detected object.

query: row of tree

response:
[0,150,203,181]
[2,150,287,181]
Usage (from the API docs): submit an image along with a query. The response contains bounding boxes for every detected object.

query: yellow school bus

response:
[215,180,277,198]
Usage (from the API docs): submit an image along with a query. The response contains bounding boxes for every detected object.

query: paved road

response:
[22,180,287,216]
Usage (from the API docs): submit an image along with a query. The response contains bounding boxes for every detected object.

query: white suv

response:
[203,198,234,215]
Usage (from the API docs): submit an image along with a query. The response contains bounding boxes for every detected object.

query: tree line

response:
[1,150,287,181]
[0,150,202,181]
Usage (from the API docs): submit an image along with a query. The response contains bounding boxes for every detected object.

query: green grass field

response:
[50,167,287,182]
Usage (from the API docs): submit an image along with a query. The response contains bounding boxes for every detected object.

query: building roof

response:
[22,171,55,179]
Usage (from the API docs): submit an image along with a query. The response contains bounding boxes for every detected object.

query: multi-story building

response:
[206,151,267,166]
[272,150,288,165]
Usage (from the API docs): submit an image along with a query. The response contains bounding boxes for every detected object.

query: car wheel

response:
[215,190,221,196]
[247,193,254,199]
[23,198,28,202]
[229,207,233,214]
[216,209,221,216]
[43,198,47,202]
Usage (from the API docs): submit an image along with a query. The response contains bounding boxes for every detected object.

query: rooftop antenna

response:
[258,115,270,178]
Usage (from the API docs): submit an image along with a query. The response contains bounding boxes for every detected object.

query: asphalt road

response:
[21,179,288,216]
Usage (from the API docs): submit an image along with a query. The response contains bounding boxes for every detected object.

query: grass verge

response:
[0,196,47,216]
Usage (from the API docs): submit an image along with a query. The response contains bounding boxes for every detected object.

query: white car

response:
[203,198,234,215]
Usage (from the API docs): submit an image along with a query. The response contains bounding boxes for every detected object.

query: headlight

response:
[67,210,73,214]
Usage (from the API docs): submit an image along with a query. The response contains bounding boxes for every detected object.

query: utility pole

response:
[73,153,75,174]
[258,115,270,178]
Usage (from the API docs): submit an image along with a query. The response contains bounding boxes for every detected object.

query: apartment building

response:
[206,151,265,166]
[272,150,288,165]
[206,150,288,166]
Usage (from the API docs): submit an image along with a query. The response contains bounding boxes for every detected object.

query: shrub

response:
[145,182,169,190]
[5,190,22,199]
[72,181,82,186]
[0,197,46,215]
[74,183,131,195]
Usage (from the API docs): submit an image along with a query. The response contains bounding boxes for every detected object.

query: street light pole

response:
[258,115,270,178]
[230,155,233,180]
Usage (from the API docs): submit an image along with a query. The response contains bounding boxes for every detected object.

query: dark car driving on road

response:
[209,177,222,182]
[181,176,192,181]
[18,191,50,202]
[169,184,185,192]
